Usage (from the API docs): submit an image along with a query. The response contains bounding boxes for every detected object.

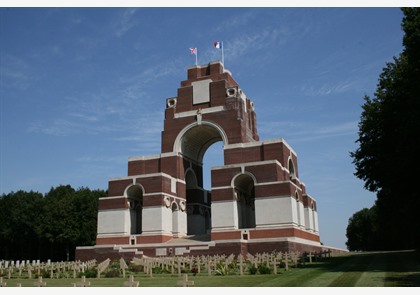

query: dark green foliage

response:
[346,207,378,251]
[0,185,106,261]
[248,264,257,275]
[79,268,97,278]
[152,266,171,274]
[128,263,144,273]
[257,263,271,274]
[105,269,121,278]
[350,8,420,250]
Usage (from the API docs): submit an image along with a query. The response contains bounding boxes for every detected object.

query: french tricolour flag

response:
[214,41,222,49]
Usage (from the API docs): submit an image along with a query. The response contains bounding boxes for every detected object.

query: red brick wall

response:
[245,163,279,183]
[108,179,133,197]
[128,158,161,176]
[99,197,128,210]
[211,230,242,240]
[96,236,129,245]
[211,187,234,202]
[211,167,241,187]
[136,234,172,244]
[255,182,293,198]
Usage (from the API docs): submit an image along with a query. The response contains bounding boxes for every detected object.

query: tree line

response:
[0,185,106,261]
[347,8,420,251]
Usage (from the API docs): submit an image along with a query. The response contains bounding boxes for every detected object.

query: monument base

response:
[75,235,346,261]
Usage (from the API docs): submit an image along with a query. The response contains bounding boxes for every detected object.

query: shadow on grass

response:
[303,250,420,287]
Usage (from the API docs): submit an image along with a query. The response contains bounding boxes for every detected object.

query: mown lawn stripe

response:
[354,252,387,287]
[384,250,420,287]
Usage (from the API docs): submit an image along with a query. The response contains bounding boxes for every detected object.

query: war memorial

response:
[76,61,328,261]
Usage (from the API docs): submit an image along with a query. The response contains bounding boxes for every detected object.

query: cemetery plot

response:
[3,250,416,287]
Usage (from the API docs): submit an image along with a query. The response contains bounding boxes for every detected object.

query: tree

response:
[0,190,44,259]
[346,207,378,251]
[351,8,420,250]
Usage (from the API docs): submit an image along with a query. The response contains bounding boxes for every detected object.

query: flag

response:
[214,41,222,49]
[190,47,197,55]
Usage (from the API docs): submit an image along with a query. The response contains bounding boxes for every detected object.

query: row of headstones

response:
[0,274,199,287]
[131,251,307,276]
[0,259,97,280]
[1,259,45,269]
[0,275,140,287]
[1,251,325,283]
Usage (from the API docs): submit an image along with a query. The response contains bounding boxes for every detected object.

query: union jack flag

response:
[189,48,197,55]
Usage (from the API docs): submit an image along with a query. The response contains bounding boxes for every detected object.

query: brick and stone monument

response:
[76,61,323,260]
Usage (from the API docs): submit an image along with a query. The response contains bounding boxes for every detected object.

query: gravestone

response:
[97,258,110,278]
[34,276,46,287]
[27,265,33,279]
[238,254,244,276]
[73,275,90,287]
[308,252,313,263]
[120,258,128,278]
[177,274,194,287]
[123,275,139,287]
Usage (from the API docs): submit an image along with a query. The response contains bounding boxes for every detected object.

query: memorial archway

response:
[177,122,227,235]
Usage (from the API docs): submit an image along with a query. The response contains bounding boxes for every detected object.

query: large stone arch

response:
[173,120,229,163]
[173,121,228,236]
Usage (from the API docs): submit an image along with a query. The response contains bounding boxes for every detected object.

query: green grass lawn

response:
[2,250,419,287]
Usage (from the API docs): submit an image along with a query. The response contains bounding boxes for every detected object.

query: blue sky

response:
[0,7,405,249]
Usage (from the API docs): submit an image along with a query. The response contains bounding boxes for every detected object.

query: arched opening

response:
[179,123,226,236]
[289,158,296,179]
[126,185,143,235]
[234,174,256,229]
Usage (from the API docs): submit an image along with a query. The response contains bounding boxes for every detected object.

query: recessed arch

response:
[288,157,296,179]
[185,168,198,189]
[231,171,258,188]
[125,184,144,235]
[233,173,256,229]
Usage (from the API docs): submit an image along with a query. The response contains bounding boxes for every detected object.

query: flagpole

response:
[221,41,224,65]
[196,48,198,66]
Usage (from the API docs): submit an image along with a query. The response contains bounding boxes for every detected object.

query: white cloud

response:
[113,8,139,38]
[28,119,81,136]
[0,54,33,90]
[299,79,357,96]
